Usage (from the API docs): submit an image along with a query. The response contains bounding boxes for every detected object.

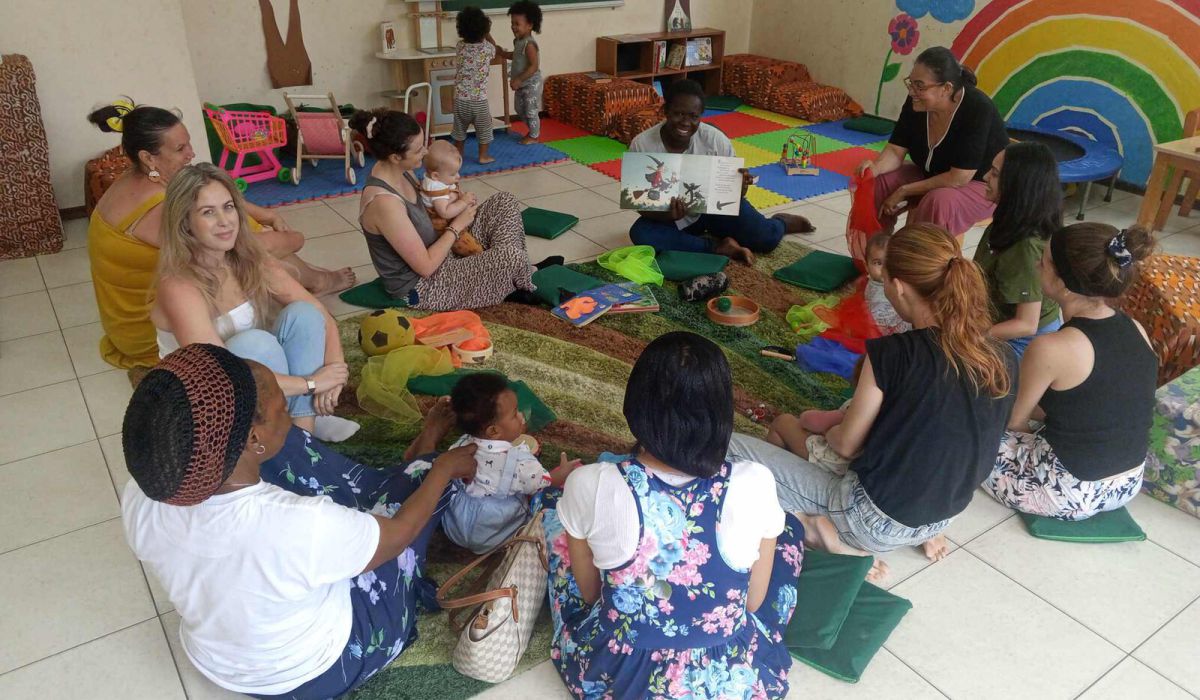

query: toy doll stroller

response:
[203,104,289,191]
[283,92,366,186]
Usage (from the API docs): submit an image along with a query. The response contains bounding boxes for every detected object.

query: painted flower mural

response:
[896,0,975,23]
[873,13,920,115]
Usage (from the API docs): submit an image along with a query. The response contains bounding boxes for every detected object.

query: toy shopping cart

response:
[284,92,365,186]
[203,104,288,191]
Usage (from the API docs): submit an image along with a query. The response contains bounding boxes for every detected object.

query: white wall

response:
[182,0,752,113]
[1,0,207,209]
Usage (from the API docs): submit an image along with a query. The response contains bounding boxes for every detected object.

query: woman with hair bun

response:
[857,46,1008,239]
[349,108,541,309]
[730,224,1017,580]
[984,223,1158,521]
[86,100,353,369]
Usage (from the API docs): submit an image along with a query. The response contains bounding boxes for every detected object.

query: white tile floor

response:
[2,167,1199,699]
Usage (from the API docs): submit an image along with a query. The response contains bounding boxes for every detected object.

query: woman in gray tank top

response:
[350,109,535,309]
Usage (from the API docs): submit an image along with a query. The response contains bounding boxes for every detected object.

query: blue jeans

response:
[227,301,326,418]
[253,427,453,699]
[1007,317,1064,363]
[629,199,785,254]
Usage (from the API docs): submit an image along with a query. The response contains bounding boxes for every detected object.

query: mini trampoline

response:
[1007,124,1124,221]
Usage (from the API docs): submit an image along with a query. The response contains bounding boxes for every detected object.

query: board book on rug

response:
[620,152,744,216]
[551,283,642,327]
[609,282,660,314]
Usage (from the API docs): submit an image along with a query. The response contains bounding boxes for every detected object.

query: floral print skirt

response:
[250,427,452,699]
[539,491,805,700]
[983,429,1144,521]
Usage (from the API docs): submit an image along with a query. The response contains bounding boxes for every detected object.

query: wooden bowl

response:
[706,295,761,326]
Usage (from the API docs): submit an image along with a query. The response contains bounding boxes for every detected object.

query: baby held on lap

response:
[426,372,579,553]
[420,140,484,257]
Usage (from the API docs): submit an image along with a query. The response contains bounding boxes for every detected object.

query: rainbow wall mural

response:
[951,0,1200,186]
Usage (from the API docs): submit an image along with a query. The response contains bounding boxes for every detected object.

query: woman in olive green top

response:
[975,142,1063,360]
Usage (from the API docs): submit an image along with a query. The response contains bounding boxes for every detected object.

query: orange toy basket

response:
[203,104,288,189]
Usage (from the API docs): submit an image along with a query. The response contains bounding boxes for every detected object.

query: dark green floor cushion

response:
[407,369,557,432]
[657,251,729,281]
[1018,507,1146,543]
[844,115,896,136]
[523,207,579,240]
[784,550,874,650]
[774,251,860,292]
[530,264,605,306]
[339,279,410,309]
[788,582,913,683]
[706,95,744,112]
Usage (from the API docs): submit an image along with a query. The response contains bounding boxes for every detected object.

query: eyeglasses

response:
[903,78,948,93]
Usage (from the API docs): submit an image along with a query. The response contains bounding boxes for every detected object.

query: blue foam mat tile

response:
[451,133,570,178]
[802,119,892,147]
[702,108,731,118]
[244,155,373,208]
[749,162,849,202]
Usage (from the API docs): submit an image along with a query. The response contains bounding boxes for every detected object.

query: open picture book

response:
[619,152,745,216]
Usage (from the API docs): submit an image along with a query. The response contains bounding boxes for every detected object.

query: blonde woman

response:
[150,163,358,441]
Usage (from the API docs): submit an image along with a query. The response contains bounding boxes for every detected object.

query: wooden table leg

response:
[1156,165,1185,232]
[1139,155,1172,230]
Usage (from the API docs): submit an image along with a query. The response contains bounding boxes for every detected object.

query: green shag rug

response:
[341,240,853,698]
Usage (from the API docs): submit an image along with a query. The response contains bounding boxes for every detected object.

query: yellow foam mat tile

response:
[745,184,793,209]
[734,141,783,168]
[736,106,812,128]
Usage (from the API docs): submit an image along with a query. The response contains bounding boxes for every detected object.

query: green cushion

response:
[338,279,410,309]
[789,582,913,683]
[1018,507,1146,543]
[523,207,579,240]
[657,251,729,281]
[783,550,873,650]
[407,370,557,432]
[774,251,860,292]
[530,265,606,307]
[844,115,896,136]
[706,95,744,111]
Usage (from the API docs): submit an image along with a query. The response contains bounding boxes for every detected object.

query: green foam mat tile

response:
[544,135,629,165]
[738,129,855,158]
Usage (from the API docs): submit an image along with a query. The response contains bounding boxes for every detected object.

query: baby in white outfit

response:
[420,140,482,256]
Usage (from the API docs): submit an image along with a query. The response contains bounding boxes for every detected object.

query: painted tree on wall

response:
[952,0,1197,187]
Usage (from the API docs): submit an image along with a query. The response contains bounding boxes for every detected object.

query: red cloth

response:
[847,171,883,271]
[815,278,881,355]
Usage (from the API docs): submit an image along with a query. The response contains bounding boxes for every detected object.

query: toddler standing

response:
[497,2,544,145]
[453,6,497,164]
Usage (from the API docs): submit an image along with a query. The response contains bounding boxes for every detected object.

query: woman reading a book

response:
[627,80,814,265]
[349,108,546,309]
[856,47,1007,239]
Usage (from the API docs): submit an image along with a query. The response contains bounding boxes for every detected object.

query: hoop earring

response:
[147,169,162,183]
[254,444,266,455]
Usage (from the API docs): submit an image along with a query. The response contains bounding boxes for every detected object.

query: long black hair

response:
[915,46,977,93]
[348,108,422,160]
[989,141,1062,251]
[87,101,181,173]
[623,332,733,477]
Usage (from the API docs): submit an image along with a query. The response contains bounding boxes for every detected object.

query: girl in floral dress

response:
[539,332,805,699]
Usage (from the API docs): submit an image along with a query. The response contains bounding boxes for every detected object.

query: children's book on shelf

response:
[685,37,712,67]
[619,152,745,216]
[610,282,660,314]
[552,284,643,327]
[653,40,667,72]
[665,44,686,70]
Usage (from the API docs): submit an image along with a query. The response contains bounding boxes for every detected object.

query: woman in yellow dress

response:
[86,101,356,368]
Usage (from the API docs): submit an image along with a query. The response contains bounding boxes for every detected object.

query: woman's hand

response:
[738,168,755,197]
[549,452,583,488]
[668,196,688,221]
[311,362,349,394]
[855,159,876,177]
[450,202,479,231]
[463,191,478,206]
[313,385,342,415]
[880,186,909,216]
[432,443,478,482]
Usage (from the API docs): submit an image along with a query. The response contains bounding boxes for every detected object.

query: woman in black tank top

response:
[983,222,1158,521]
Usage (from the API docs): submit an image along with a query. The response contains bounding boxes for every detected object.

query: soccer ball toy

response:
[358,309,415,356]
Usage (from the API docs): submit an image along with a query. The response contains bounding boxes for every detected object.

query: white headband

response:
[366,116,377,139]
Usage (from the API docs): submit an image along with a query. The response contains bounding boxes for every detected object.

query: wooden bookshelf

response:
[596,28,725,96]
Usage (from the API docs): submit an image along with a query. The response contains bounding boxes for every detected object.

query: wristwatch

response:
[305,377,318,396]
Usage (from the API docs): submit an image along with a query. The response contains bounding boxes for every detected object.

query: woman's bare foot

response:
[309,267,357,296]
[921,534,950,562]
[713,237,755,265]
[519,136,538,145]
[797,513,889,582]
[772,212,816,234]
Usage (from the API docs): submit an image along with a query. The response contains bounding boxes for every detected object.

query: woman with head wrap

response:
[120,344,476,698]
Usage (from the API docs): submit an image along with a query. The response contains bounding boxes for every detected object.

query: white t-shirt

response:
[419,176,454,208]
[628,122,736,230]
[558,460,785,571]
[121,480,380,695]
